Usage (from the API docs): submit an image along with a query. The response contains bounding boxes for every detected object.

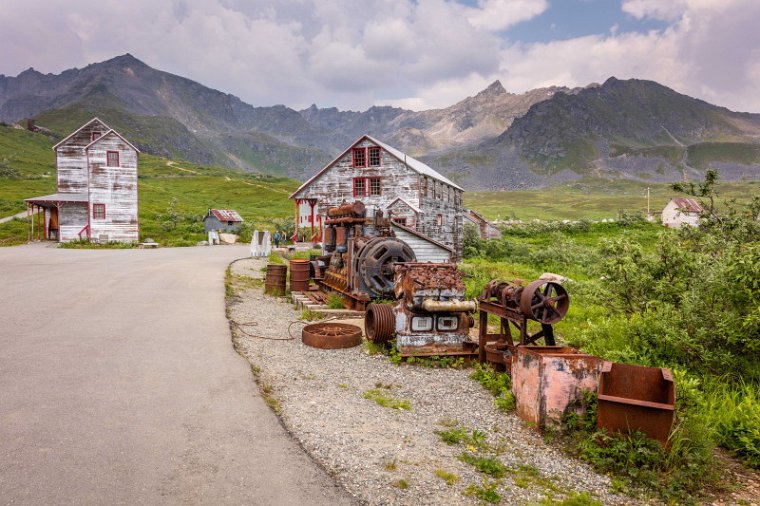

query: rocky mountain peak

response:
[476,80,507,99]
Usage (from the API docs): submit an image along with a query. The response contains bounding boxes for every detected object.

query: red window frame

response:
[352,148,366,168]
[368,146,381,166]
[106,150,120,167]
[369,177,382,196]
[91,132,101,142]
[93,203,106,220]
[353,177,366,197]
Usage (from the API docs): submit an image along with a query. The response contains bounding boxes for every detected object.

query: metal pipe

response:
[420,299,477,313]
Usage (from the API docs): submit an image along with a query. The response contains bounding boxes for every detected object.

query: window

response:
[368,147,381,166]
[353,177,366,197]
[421,177,428,197]
[91,132,101,142]
[352,148,366,168]
[369,177,382,196]
[353,177,381,197]
[436,214,443,226]
[106,151,120,167]
[92,204,106,220]
[393,217,407,226]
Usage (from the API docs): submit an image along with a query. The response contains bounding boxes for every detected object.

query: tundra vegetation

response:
[462,171,760,501]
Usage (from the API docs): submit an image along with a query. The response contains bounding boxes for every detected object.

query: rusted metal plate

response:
[512,346,602,428]
[209,209,243,222]
[302,323,363,349]
[597,361,675,445]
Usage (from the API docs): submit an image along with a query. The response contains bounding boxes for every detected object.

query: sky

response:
[1,0,759,113]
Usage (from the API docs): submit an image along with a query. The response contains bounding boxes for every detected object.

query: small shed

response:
[204,209,243,233]
[463,209,501,240]
[662,198,703,228]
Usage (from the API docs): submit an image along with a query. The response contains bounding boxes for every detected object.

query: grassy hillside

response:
[466,177,760,221]
[0,125,298,246]
[2,124,757,246]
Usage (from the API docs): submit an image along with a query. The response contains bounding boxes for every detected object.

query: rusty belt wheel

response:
[365,303,395,344]
[302,322,363,349]
[519,279,570,324]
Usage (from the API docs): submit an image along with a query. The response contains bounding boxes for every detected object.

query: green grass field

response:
[465,177,760,221]
[1,124,758,246]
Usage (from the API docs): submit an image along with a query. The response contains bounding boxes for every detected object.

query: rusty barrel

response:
[264,264,287,296]
[289,258,310,292]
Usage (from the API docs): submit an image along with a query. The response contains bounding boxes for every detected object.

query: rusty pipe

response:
[327,201,365,218]
[420,299,477,313]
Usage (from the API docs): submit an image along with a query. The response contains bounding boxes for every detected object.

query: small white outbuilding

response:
[661,197,703,228]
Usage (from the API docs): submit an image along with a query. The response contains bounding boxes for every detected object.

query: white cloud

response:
[0,0,758,113]
[465,0,549,32]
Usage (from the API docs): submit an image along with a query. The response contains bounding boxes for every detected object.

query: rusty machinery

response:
[315,201,416,309]
[365,263,478,357]
[478,278,570,370]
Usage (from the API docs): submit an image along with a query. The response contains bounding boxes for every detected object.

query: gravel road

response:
[229,257,632,505]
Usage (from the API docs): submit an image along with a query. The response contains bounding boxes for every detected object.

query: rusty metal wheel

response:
[302,322,363,349]
[519,280,570,324]
[365,303,395,344]
[355,237,416,298]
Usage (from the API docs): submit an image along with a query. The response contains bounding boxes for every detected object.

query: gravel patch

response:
[228,258,635,505]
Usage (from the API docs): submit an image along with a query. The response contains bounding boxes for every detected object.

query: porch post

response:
[293,199,299,243]
[27,204,32,242]
[309,200,315,240]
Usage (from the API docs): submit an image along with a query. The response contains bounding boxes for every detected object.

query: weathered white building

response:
[26,118,139,243]
[290,135,464,260]
[661,197,703,228]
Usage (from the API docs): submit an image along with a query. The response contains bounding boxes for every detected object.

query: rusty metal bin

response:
[596,361,675,445]
[512,346,603,428]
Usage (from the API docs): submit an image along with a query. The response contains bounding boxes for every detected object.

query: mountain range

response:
[1,54,758,189]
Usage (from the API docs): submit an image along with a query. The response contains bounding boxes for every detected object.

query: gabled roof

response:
[386,196,422,215]
[205,209,243,222]
[669,197,703,214]
[52,117,110,150]
[464,208,488,224]
[85,129,140,153]
[290,134,462,198]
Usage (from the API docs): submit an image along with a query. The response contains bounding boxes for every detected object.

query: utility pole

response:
[646,187,650,216]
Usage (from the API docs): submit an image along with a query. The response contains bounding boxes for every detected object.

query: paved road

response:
[0,244,355,505]
[0,210,29,225]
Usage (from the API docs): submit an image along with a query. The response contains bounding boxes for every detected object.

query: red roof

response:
[671,198,703,214]
[207,209,243,222]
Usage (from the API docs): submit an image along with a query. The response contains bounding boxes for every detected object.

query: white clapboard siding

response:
[391,226,452,263]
